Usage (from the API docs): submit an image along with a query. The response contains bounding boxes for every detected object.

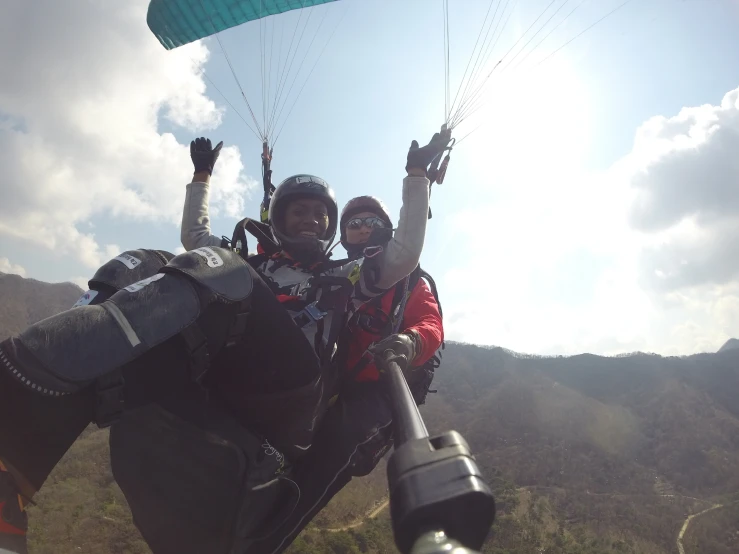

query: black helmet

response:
[268,174,338,258]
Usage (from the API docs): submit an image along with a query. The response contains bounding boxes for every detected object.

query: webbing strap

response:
[95,300,251,428]
[180,324,210,384]
[95,370,125,428]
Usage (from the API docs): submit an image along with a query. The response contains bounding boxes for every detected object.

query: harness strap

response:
[341,266,429,387]
[245,219,280,256]
[288,274,354,371]
[391,276,410,335]
[313,276,354,368]
[225,299,251,348]
[95,298,251,429]
[246,252,269,270]
[420,269,443,318]
[322,288,350,369]
[95,370,126,428]
[180,323,210,384]
[347,351,374,380]
[227,217,281,261]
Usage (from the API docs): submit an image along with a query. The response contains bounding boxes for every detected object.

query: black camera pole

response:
[378,353,496,554]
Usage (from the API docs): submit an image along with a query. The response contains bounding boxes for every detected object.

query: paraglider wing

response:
[147,0,340,50]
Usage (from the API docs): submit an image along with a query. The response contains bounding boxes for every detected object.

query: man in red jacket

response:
[339,195,443,387]
[247,196,444,554]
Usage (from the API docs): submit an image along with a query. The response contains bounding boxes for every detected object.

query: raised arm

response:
[359,128,452,293]
[181,180,223,250]
[367,173,430,290]
[181,138,225,251]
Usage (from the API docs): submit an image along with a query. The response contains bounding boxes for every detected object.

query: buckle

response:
[225,311,250,348]
[293,301,328,328]
[95,374,125,428]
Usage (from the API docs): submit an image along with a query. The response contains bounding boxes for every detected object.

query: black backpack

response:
[397,267,443,405]
[411,268,443,405]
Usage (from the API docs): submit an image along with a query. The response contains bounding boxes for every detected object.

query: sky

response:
[1,0,739,357]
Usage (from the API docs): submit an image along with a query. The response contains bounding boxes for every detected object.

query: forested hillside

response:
[2,273,737,553]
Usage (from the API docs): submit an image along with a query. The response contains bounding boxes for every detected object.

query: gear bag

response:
[111,392,299,554]
[74,248,304,554]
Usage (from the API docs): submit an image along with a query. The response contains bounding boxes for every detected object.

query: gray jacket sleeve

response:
[359,175,430,293]
[181,181,223,251]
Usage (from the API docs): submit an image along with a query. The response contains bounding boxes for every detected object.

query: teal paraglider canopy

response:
[147,0,340,50]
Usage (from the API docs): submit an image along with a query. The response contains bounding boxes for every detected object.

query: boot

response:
[0,461,28,554]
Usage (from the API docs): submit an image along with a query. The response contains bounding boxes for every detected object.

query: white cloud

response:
[0,0,256,269]
[441,82,739,356]
[0,257,27,277]
[624,88,739,291]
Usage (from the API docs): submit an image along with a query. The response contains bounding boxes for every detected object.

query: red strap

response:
[275,294,300,304]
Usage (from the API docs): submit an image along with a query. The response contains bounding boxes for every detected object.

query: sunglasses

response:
[345,216,387,230]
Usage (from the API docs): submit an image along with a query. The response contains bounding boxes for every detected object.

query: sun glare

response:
[461,56,592,195]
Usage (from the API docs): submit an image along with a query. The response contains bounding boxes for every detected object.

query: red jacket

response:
[345,278,443,382]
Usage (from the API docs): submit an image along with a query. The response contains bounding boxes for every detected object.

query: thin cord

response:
[537,0,636,67]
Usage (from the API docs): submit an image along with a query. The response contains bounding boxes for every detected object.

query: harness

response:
[222,219,363,376]
[221,217,443,405]
[222,217,280,260]
[74,247,254,429]
[339,266,444,406]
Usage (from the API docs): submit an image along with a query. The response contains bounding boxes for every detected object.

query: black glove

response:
[406,127,453,175]
[190,137,223,175]
[369,332,417,375]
